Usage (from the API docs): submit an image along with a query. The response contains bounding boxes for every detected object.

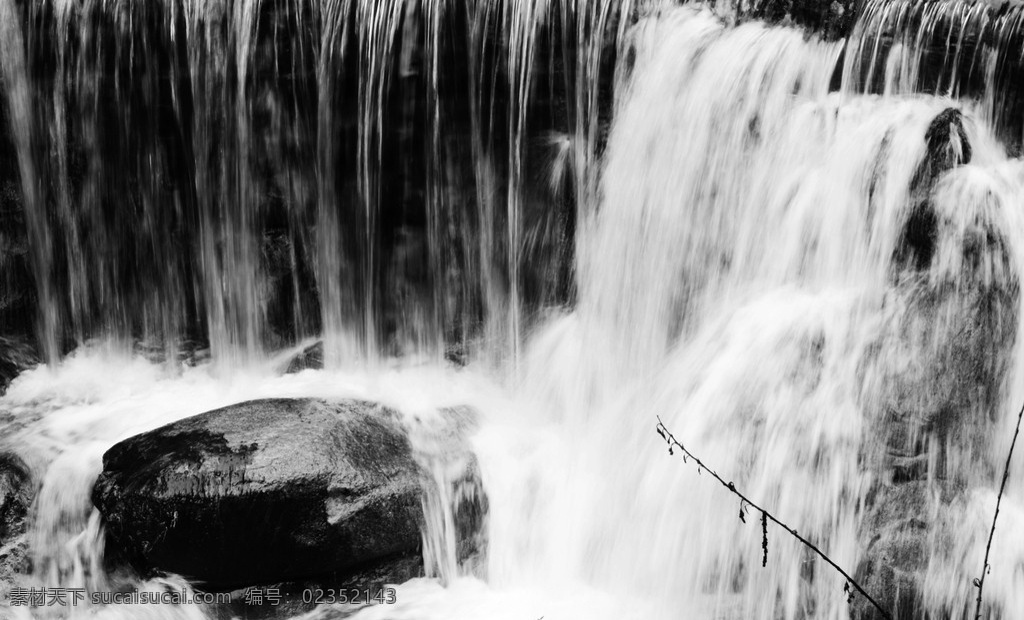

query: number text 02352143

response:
[301,587,398,605]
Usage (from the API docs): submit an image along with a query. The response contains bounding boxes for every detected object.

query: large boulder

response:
[92,398,428,589]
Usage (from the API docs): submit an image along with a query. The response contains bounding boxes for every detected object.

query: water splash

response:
[0,343,505,619]
[507,6,1024,619]
[4,2,1024,620]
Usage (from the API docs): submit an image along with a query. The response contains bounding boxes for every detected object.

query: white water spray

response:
[3,3,1024,620]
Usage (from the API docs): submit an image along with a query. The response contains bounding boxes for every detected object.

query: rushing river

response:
[2,1,1024,619]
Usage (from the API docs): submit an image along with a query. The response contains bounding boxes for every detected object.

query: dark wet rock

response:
[284,341,324,373]
[0,453,32,595]
[92,399,425,590]
[854,482,958,620]
[924,108,972,169]
[452,459,488,568]
[894,108,971,274]
[895,205,938,273]
[739,0,857,39]
[0,335,38,396]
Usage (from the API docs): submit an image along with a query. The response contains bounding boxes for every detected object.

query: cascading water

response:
[3,1,1024,619]
[843,0,1024,146]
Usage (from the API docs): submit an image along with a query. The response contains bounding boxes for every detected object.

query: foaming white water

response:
[1,343,670,620]
[580,9,843,373]
[328,7,1024,620]
[7,6,1024,620]
[0,344,512,619]
[494,6,1024,619]
[924,488,1024,617]
[917,158,1024,620]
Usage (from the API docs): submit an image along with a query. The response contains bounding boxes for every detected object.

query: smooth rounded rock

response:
[92,398,424,589]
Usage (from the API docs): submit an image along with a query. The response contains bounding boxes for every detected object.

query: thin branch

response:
[656,416,892,620]
[973,398,1024,620]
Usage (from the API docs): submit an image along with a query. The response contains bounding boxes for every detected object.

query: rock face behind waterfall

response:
[854,482,957,619]
[748,0,856,39]
[854,107,1018,618]
[92,399,426,589]
[706,0,856,39]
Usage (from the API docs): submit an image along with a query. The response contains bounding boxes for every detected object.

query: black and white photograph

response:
[0,0,1023,618]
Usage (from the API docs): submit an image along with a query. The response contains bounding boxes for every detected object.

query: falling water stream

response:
[3,1,1024,619]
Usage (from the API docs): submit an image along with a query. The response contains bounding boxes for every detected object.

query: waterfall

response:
[3,1,1024,620]
[844,0,1024,146]
[0,0,643,368]
[514,7,1024,619]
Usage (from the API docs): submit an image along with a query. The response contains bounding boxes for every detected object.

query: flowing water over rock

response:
[2,1,1024,619]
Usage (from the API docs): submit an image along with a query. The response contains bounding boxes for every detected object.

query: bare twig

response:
[973,398,1024,619]
[656,416,892,620]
